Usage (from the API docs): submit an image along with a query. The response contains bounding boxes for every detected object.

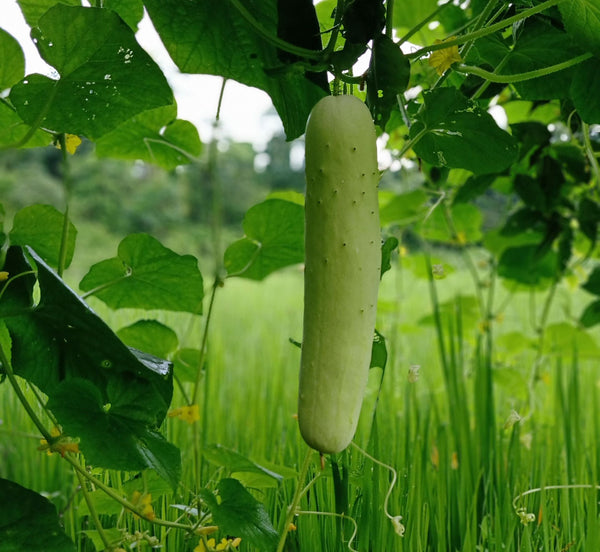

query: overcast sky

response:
[0,1,284,149]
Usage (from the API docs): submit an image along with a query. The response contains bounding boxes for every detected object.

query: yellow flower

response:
[38,427,80,456]
[167,404,200,424]
[130,491,155,520]
[56,134,82,154]
[428,38,462,75]
[195,537,241,552]
[0,271,8,282]
[195,537,215,552]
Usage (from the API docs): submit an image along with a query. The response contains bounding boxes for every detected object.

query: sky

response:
[0,0,285,150]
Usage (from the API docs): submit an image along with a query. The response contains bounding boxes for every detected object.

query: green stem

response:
[459,0,499,62]
[582,122,600,191]
[61,454,195,532]
[57,134,73,278]
[276,447,314,552]
[528,277,559,411]
[0,341,53,442]
[76,468,114,551]
[456,53,592,84]
[228,0,323,60]
[407,0,567,59]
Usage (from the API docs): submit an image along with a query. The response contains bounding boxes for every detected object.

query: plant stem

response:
[456,53,592,84]
[57,134,73,278]
[61,454,195,532]
[75,468,113,551]
[582,122,600,191]
[407,0,567,59]
[0,339,53,442]
[227,0,323,60]
[276,447,314,552]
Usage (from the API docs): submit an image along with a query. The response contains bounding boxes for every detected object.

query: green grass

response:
[2,246,600,551]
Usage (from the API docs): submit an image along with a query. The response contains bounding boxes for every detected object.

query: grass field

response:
[2,240,600,551]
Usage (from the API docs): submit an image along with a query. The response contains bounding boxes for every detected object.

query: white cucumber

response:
[298,94,381,454]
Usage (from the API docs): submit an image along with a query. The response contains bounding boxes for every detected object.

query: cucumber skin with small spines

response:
[299,94,381,454]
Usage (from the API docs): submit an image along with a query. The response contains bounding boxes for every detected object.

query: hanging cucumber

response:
[298,94,381,454]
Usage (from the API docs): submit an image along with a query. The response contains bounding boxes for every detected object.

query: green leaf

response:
[9,204,77,269]
[419,202,483,244]
[0,321,10,370]
[381,236,399,279]
[367,34,411,127]
[80,233,204,313]
[95,105,202,170]
[544,322,599,357]
[224,199,304,280]
[379,189,428,227]
[10,5,174,139]
[104,0,144,31]
[16,0,80,26]
[570,58,600,124]
[453,174,496,204]
[502,19,583,100]
[200,478,279,551]
[0,29,25,91]
[80,529,124,552]
[172,348,202,383]
[410,88,518,174]
[117,320,179,359]
[1,247,180,485]
[577,197,600,246]
[48,378,181,489]
[0,478,76,552]
[143,0,327,140]
[204,444,284,487]
[582,266,600,295]
[0,101,53,148]
[559,0,600,56]
[580,299,600,328]
[370,329,387,370]
[497,245,557,288]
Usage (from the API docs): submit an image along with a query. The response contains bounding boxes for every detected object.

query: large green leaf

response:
[224,199,304,280]
[79,233,204,313]
[199,478,279,551]
[9,204,77,269]
[104,0,145,31]
[16,0,80,26]
[419,202,483,244]
[570,58,600,124]
[1,247,180,486]
[48,377,181,488]
[502,19,584,100]
[0,29,25,92]
[0,101,52,148]
[497,244,557,288]
[95,105,202,170]
[559,0,600,56]
[203,444,284,486]
[143,0,327,140]
[410,88,518,174]
[117,320,179,360]
[0,478,76,552]
[9,4,174,140]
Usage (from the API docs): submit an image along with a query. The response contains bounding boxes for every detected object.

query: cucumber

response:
[298,95,381,454]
